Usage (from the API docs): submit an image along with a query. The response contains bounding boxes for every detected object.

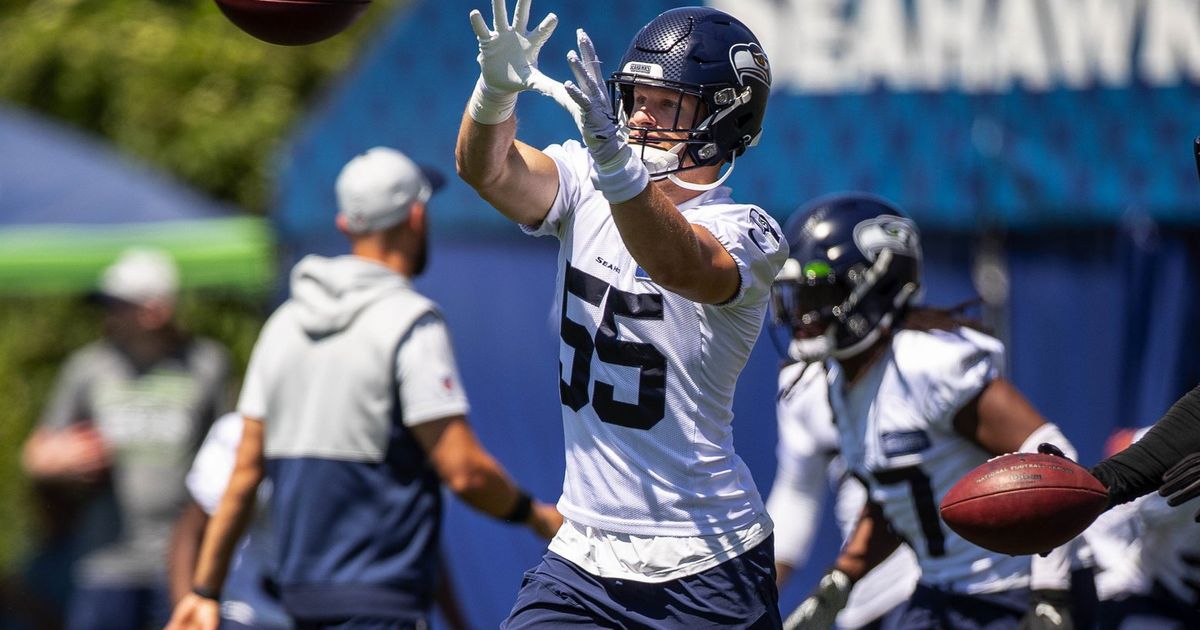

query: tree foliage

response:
[0,0,403,573]
[0,0,401,212]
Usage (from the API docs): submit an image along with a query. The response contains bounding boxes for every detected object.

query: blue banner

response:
[278,0,1200,242]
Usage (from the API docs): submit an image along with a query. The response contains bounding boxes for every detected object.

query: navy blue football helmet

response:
[770,193,922,361]
[609,7,771,177]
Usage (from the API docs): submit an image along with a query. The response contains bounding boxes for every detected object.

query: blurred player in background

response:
[771,193,1079,630]
[166,147,561,630]
[21,247,232,630]
[457,0,787,627]
[1084,426,1200,628]
[167,411,290,629]
[766,359,919,629]
[168,412,472,630]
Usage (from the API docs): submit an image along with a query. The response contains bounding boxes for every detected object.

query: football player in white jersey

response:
[770,194,1079,630]
[1088,427,1200,628]
[456,1,788,627]
[767,359,920,629]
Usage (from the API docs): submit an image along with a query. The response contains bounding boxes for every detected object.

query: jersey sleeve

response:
[185,412,244,514]
[236,318,274,421]
[520,140,588,239]
[908,329,1005,430]
[394,311,470,427]
[689,205,787,308]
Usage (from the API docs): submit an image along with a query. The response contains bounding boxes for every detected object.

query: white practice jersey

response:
[771,361,920,628]
[829,327,1030,594]
[527,140,788,537]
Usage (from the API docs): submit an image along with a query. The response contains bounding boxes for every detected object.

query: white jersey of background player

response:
[458,2,788,627]
[767,360,919,628]
[1086,426,1200,624]
[771,193,1078,629]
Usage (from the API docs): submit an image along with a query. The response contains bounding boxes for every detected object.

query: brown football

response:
[940,452,1109,556]
[215,0,370,46]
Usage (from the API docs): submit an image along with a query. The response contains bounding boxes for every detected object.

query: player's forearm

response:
[1092,385,1200,505]
[455,112,555,226]
[192,464,261,594]
[833,503,901,582]
[167,502,209,604]
[610,186,735,303]
[456,111,518,190]
[447,453,527,518]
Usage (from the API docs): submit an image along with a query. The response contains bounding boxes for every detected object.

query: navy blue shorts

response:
[502,535,781,630]
[65,584,171,630]
[882,584,1026,630]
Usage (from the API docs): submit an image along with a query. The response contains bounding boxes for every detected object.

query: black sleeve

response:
[1091,385,1200,506]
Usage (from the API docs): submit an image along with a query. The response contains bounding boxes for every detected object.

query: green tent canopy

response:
[0,106,273,295]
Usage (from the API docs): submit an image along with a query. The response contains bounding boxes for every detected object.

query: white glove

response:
[783,569,852,630]
[466,0,572,124]
[562,29,649,204]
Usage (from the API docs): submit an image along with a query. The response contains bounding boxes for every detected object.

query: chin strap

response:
[668,153,736,192]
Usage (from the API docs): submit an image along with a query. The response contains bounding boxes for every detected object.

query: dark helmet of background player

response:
[770,192,923,362]
[608,7,771,177]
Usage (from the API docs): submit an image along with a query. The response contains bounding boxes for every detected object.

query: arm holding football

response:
[1093,385,1200,507]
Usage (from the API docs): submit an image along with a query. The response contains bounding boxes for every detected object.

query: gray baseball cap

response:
[335,147,445,234]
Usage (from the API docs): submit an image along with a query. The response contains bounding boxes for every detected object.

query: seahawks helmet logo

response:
[729,43,770,87]
[852,216,919,261]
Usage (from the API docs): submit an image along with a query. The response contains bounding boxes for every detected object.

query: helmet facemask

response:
[609,73,754,190]
[770,259,849,363]
[771,250,920,362]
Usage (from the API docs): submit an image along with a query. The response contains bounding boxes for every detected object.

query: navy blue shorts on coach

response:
[502,535,781,630]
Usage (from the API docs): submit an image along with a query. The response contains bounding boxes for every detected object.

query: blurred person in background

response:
[771,194,1079,630]
[766,357,919,629]
[166,146,561,630]
[21,247,234,629]
[167,411,291,630]
[166,412,472,630]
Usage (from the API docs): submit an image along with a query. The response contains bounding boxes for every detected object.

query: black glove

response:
[1019,589,1073,630]
[1037,443,1067,458]
[1159,452,1200,522]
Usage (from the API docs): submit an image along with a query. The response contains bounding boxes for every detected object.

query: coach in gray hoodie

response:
[167,147,561,630]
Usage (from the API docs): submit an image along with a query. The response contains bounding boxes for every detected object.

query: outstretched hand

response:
[559,28,648,203]
[467,0,576,122]
[562,29,623,164]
